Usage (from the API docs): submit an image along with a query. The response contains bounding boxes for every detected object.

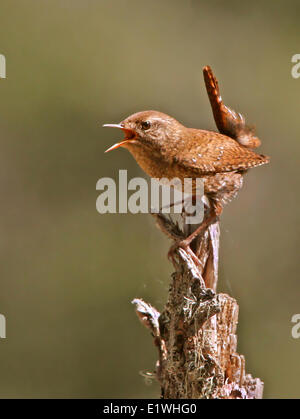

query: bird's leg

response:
[152,194,200,242]
[158,197,185,212]
[151,212,185,242]
[182,211,219,247]
[168,203,222,265]
[150,193,190,242]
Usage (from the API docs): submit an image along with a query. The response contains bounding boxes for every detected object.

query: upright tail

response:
[203,66,261,149]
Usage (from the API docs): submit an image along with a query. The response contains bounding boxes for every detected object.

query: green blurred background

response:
[0,0,299,398]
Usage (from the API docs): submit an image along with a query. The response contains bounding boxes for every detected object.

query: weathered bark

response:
[132,211,263,399]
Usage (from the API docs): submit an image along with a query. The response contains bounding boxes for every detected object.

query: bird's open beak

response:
[103,123,136,152]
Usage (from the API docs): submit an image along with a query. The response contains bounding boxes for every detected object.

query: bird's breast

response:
[126,143,179,180]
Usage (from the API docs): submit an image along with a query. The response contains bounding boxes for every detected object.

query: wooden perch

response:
[132,211,263,399]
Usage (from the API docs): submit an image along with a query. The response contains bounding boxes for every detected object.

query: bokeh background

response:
[0,0,299,399]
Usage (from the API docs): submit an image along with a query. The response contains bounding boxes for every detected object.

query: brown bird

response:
[104,66,269,262]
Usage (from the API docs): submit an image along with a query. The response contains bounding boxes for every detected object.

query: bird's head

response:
[103,110,185,154]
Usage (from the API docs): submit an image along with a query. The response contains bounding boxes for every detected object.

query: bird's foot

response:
[168,239,201,269]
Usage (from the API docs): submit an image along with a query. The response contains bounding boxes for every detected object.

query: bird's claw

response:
[167,240,185,264]
[168,239,201,269]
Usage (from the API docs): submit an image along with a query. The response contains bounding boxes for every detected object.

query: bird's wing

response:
[176,130,269,174]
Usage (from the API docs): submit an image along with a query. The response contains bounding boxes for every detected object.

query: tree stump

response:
[132,211,263,399]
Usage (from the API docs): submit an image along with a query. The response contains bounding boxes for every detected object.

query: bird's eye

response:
[141,121,151,130]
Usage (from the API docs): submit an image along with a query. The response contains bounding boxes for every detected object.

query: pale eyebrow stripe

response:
[149,118,173,124]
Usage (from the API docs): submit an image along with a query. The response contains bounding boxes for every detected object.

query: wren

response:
[103,66,269,262]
